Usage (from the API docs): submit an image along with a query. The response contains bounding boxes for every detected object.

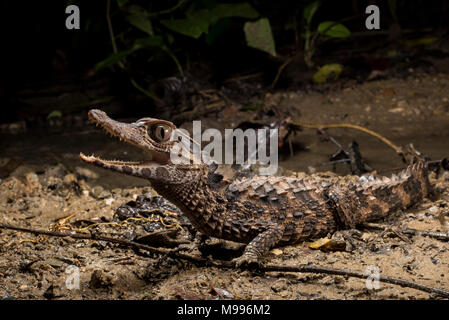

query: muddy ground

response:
[0,72,449,300]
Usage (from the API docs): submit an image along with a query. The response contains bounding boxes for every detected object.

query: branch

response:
[291,121,405,159]
[363,222,449,241]
[0,223,202,264]
[260,264,449,298]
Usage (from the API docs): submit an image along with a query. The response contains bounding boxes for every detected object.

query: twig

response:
[106,0,123,70]
[307,13,366,59]
[368,159,447,175]
[260,264,449,298]
[224,72,264,84]
[0,223,202,264]
[314,158,350,168]
[106,0,162,103]
[292,122,404,156]
[1,223,449,298]
[270,54,298,89]
[130,77,163,103]
[363,222,449,241]
[148,0,189,17]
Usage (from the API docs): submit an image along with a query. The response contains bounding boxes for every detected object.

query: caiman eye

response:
[149,124,172,142]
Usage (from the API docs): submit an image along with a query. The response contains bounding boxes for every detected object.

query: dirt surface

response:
[1,72,449,300]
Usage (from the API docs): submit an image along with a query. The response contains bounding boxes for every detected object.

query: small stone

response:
[89,270,114,288]
[361,232,374,242]
[44,164,67,179]
[25,172,41,190]
[111,188,122,195]
[388,107,404,113]
[428,206,439,214]
[63,173,78,185]
[442,171,449,181]
[91,186,104,198]
[25,172,40,184]
[10,165,38,178]
[44,258,65,269]
[279,290,290,297]
[98,191,112,199]
[271,249,283,256]
[104,198,115,206]
[75,167,99,180]
[271,280,287,293]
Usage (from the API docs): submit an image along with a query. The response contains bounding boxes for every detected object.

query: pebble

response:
[63,173,77,185]
[44,164,67,179]
[271,280,287,293]
[271,249,283,256]
[361,232,375,243]
[25,172,40,184]
[91,186,104,198]
[98,191,112,199]
[75,167,99,180]
[89,270,114,288]
[112,188,122,195]
[25,172,41,190]
[428,206,439,214]
[388,107,404,113]
[441,171,449,181]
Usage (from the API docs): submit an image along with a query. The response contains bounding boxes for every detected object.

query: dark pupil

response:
[159,127,165,139]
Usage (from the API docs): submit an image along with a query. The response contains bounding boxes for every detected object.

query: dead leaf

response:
[305,238,346,251]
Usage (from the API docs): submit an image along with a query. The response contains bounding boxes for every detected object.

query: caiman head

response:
[79,109,207,187]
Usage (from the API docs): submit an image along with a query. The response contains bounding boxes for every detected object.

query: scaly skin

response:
[80,109,433,266]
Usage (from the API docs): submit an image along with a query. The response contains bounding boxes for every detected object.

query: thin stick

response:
[270,54,298,89]
[1,223,448,298]
[363,222,449,241]
[106,0,123,70]
[293,122,403,154]
[0,224,202,264]
[260,264,449,298]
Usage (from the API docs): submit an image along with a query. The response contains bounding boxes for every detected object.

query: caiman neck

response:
[150,164,226,233]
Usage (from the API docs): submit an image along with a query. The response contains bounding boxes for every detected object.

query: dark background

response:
[1,0,448,125]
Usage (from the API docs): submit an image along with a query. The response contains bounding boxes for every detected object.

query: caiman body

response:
[80,109,433,265]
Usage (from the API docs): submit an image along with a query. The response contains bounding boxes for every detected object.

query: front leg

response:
[233,225,284,267]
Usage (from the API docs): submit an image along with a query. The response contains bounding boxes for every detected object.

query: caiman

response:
[80,109,434,266]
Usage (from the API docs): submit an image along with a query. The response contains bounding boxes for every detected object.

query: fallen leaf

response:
[305,238,346,251]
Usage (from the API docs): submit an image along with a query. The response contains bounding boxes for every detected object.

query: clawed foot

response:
[232,255,261,269]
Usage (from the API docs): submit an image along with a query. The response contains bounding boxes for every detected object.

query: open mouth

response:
[79,109,168,168]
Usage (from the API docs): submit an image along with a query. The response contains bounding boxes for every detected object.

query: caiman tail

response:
[328,161,434,228]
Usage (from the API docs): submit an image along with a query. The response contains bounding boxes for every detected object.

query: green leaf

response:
[206,18,231,44]
[125,5,153,35]
[240,103,262,111]
[95,49,134,70]
[313,63,343,83]
[96,36,165,70]
[388,0,398,20]
[161,14,210,39]
[116,0,128,8]
[244,18,276,56]
[317,21,350,38]
[303,1,320,25]
[211,3,259,21]
[47,110,62,119]
[161,3,259,39]
[403,37,438,47]
[133,36,165,49]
